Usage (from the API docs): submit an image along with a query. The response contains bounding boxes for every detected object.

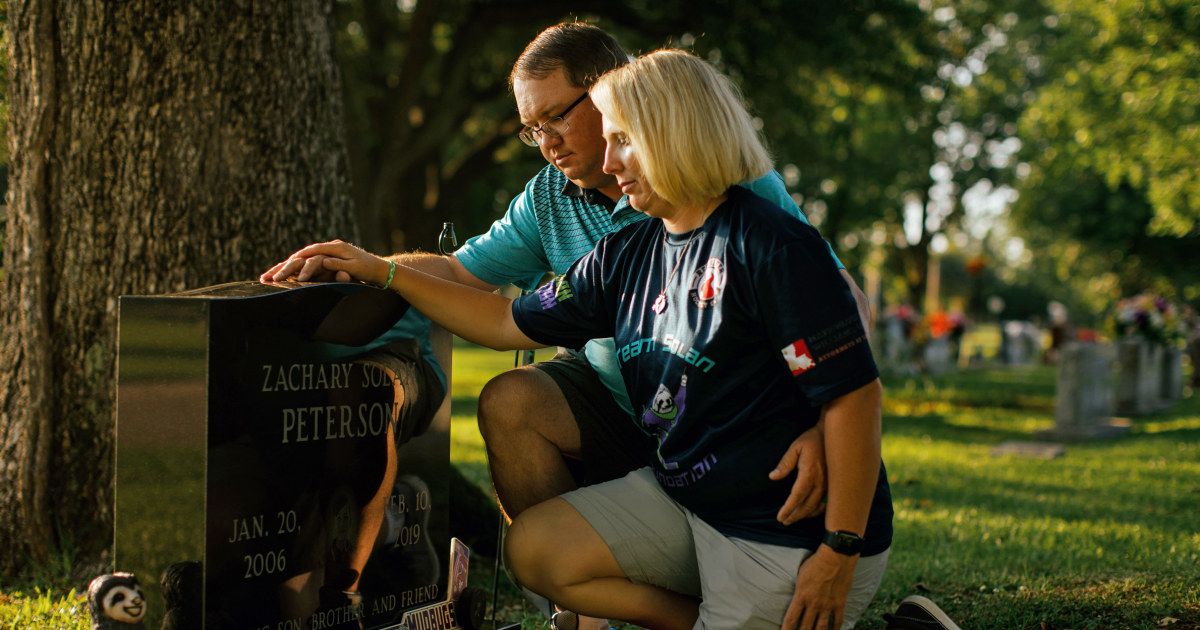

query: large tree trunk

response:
[0,0,358,579]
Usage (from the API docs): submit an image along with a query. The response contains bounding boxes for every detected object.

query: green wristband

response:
[381,259,396,290]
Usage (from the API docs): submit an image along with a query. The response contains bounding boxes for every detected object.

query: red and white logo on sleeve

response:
[781,339,816,375]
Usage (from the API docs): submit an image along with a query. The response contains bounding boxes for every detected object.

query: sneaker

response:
[550,610,579,630]
[550,609,613,630]
[883,595,962,630]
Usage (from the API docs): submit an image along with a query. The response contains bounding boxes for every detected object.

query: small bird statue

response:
[87,572,147,630]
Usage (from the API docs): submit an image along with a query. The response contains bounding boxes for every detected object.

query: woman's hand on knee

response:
[781,547,856,630]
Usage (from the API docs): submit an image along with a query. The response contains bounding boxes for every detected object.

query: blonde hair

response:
[590,49,772,207]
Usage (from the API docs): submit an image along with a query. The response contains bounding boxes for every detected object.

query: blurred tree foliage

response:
[1018,0,1199,238]
[1013,0,1200,306]
[329,0,941,256]
[1014,169,1200,312]
[775,0,1061,310]
[2,0,1195,314]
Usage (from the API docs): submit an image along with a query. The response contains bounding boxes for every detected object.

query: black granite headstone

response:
[115,281,453,630]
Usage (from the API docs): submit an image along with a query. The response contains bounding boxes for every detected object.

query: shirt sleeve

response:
[741,172,845,270]
[752,226,876,406]
[454,177,552,291]
[510,244,616,350]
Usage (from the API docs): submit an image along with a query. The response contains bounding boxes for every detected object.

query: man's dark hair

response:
[510,22,630,90]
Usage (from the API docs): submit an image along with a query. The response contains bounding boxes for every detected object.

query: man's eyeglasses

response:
[518,92,589,147]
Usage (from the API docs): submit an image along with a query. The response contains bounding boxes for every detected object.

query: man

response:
[264,22,890,630]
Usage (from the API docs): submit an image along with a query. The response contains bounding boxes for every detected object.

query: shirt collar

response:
[561,179,619,211]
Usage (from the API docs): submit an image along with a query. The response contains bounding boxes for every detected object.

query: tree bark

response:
[1,0,357,578]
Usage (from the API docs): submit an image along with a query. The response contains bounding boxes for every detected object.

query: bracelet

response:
[381,259,396,290]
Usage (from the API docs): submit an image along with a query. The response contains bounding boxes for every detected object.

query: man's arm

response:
[840,269,872,340]
[261,247,502,293]
[768,420,826,525]
[780,379,882,630]
[386,251,501,292]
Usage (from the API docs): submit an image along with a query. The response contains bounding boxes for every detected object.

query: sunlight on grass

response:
[0,588,88,630]
[875,369,1200,628]
[449,342,555,494]
[1133,415,1200,433]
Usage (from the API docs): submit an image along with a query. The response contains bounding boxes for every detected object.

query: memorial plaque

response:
[115,281,452,630]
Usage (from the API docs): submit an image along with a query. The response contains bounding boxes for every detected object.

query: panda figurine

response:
[87,572,146,629]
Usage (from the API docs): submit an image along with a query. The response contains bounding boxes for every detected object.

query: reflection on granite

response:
[116,282,451,630]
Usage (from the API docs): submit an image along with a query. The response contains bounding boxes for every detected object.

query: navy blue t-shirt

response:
[511,186,892,554]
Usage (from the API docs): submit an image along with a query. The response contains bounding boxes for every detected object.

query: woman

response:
[279,50,891,630]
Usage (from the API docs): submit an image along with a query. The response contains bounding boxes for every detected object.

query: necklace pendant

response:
[652,293,667,315]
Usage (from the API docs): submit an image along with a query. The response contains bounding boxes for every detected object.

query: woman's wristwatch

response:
[822,530,865,556]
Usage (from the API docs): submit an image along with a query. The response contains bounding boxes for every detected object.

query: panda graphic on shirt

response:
[640,373,689,470]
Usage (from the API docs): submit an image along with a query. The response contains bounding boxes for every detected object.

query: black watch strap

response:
[822,530,865,556]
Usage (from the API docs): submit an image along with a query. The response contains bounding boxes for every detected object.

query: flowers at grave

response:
[917,310,967,342]
[926,310,952,339]
[1108,293,1186,347]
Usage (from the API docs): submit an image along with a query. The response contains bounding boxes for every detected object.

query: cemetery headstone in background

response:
[1161,345,1184,403]
[1115,337,1168,415]
[1001,320,1038,365]
[115,281,452,630]
[1038,342,1129,442]
[922,337,953,375]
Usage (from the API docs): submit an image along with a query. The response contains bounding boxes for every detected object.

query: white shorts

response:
[561,467,890,630]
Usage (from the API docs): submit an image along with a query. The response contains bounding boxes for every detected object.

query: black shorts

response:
[355,338,445,447]
[284,338,443,577]
[533,350,654,487]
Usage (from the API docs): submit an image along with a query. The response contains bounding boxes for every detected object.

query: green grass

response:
[0,588,89,630]
[449,343,557,494]
[874,367,1200,629]
[4,344,1199,629]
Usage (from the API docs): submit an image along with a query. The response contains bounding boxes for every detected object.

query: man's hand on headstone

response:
[260,241,376,284]
[260,250,348,283]
[286,240,391,287]
[768,425,827,525]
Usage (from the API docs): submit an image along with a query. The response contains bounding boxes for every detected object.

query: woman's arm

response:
[289,240,542,351]
[780,378,882,630]
[819,377,882,546]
